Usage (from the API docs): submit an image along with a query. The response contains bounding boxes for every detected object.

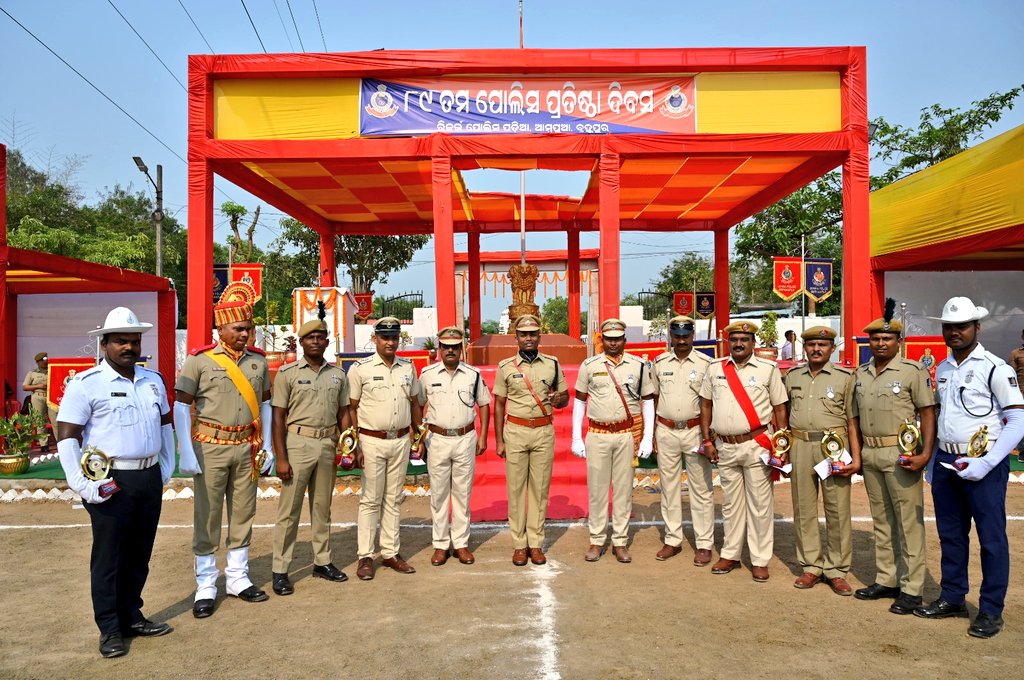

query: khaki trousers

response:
[586,431,634,546]
[29,394,48,446]
[656,425,712,549]
[503,422,554,550]
[426,430,477,549]
[272,433,337,573]
[192,440,257,555]
[789,439,852,578]
[861,445,926,596]
[357,435,408,559]
[717,439,774,567]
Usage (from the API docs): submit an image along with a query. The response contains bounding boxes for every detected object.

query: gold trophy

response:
[897,418,921,466]
[336,426,359,469]
[80,445,120,497]
[253,450,269,481]
[967,425,989,458]
[820,429,845,473]
[410,423,428,462]
[769,428,792,467]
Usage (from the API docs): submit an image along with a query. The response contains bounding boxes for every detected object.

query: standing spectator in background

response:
[780,330,796,361]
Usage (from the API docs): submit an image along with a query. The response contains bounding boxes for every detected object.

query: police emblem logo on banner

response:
[673,292,694,316]
[772,256,804,301]
[803,258,833,303]
[694,292,716,319]
[354,293,374,320]
[231,264,263,301]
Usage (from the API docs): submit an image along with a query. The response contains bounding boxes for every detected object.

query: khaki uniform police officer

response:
[175,296,276,618]
[418,326,491,566]
[493,314,570,566]
[784,326,858,595]
[269,317,352,596]
[572,319,654,563]
[699,320,788,582]
[849,308,936,615]
[651,315,714,565]
[22,351,52,449]
[348,316,423,581]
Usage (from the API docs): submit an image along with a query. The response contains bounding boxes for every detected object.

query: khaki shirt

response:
[420,362,491,430]
[23,369,47,409]
[785,363,856,431]
[175,345,270,427]
[493,352,567,419]
[272,357,349,429]
[651,349,711,421]
[1010,346,1024,396]
[347,353,421,431]
[699,356,788,436]
[851,357,935,437]
[575,353,654,422]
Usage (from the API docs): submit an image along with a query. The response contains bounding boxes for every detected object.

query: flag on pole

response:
[673,292,695,316]
[772,256,804,301]
[803,258,834,302]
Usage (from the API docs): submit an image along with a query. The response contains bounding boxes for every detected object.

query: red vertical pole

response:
[432,155,456,327]
[714,228,730,333]
[468,229,481,340]
[2,281,18,400]
[319,231,336,287]
[157,290,176,399]
[1,144,7,248]
[567,226,581,340]
[186,158,214,350]
[598,153,621,321]
[0,147,9,395]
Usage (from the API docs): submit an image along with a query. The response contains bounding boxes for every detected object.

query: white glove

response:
[955,455,996,482]
[571,397,588,459]
[173,401,202,475]
[159,423,175,485]
[260,451,277,476]
[57,437,112,505]
[637,399,655,459]
[260,400,274,458]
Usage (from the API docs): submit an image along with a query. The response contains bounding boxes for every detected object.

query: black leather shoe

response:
[99,633,127,658]
[192,599,215,619]
[854,583,901,601]
[229,585,269,603]
[312,563,349,582]
[124,619,172,637]
[889,593,923,615]
[914,598,968,619]
[272,572,294,596]
[969,612,1005,639]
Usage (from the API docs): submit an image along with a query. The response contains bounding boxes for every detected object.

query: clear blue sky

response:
[2,0,1022,320]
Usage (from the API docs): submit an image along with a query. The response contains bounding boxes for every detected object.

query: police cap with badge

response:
[600,318,627,338]
[863,298,903,336]
[669,315,695,337]
[437,326,465,346]
[373,316,402,337]
[722,320,759,337]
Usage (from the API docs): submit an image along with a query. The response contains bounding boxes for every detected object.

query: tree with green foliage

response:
[540,296,587,336]
[480,319,500,335]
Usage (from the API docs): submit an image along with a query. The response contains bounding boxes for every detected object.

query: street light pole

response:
[133,156,164,277]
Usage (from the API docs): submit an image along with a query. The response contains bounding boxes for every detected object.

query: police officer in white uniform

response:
[56,308,175,658]
[913,297,1024,638]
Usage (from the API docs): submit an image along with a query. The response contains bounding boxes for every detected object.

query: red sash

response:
[514,357,550,418]
[721,361,773,452]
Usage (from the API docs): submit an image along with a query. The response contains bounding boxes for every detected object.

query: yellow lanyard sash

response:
[204,350,263,479]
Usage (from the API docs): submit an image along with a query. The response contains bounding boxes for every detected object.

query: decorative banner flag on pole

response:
[231,263,264,301]
[772,256,804,301]
[694,292,716,319]
[213,264,229,304]
[353,293,374,320]
[803,258,834,302]
[673,291,695,316]
[46,358,97,412]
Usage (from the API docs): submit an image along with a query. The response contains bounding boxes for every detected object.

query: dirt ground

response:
[2,484,1022,680]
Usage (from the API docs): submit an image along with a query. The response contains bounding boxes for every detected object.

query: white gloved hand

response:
[571,397,588,458]
[638,399,655,458]
[955,455,996,482]
[57,438,113,504]
[260,451,277,476]
[571,438,587,459]
[260,400,274,458]
[637,439,654,459]
[173,401,202,475]
[159,423,175,485]
[80,478,115,504]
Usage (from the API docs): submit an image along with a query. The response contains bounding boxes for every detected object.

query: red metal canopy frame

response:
[0,146,177,397]
[187,47,876,362]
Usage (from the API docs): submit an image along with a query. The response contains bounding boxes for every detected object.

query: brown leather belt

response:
[427,423,476,437]
[717,425,768,445]
[358,426,411,440]
[506,414,553,428]
[792,427,848,442]
[863,435,900,448]
[657,415,701,430]
[588,417,634,433]
[287,424,339,439]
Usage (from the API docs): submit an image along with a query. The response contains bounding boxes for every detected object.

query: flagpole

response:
[518,0,525,264]
[800,234,806,359]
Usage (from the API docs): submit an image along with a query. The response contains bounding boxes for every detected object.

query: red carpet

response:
[470,365,590,521]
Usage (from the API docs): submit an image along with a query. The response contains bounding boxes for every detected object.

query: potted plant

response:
[422,337,438,363]
[755,312,780,360]
[0,410,47,475]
